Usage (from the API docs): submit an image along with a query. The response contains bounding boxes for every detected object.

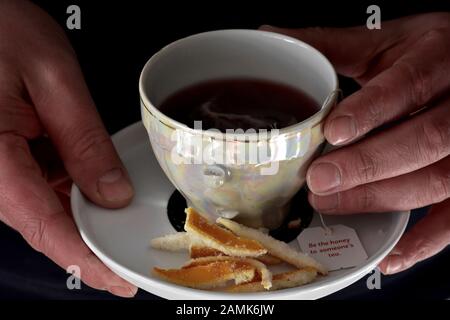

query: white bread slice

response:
[217,217,327,275]
[226,267,317,292]
[150,232,191,251]
[189,245,282,265]
[151,231,280,266]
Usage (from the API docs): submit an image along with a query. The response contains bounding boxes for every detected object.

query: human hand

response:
[261,13,450,274]
[0,0,136,296]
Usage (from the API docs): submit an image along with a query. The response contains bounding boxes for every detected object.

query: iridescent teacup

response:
[139,30,338,229]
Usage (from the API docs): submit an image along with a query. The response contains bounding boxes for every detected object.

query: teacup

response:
[139,30,338,229]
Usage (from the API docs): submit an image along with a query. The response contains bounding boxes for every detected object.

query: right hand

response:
[0,0,136,297]
[261,12,450,275]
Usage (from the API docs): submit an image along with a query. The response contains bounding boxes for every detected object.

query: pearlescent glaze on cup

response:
[140,30,338,229]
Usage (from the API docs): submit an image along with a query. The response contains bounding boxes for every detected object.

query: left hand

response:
[260,13,450,274]
[0,0,136,297]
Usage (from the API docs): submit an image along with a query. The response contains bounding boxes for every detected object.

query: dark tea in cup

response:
[159,78,320,132]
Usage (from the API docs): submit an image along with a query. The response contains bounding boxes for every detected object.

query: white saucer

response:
[71,122,409,300]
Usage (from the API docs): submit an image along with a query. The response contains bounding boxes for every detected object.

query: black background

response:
[0,0,449,299]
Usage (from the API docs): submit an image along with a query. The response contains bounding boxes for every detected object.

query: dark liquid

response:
[159,78,319,131]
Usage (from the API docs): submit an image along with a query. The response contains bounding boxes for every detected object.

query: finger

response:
[0,133,137,297]
[260,14,450,83]
[259,23,397,79]
[309,155,450,213]
[378,198,450,274]
[307,97,450,195]
[0,62,43,139]
[324,28,450,145]
[23,50,133,208]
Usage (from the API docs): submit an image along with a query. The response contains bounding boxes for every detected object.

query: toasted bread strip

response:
[184,208,267,257]
[256,254,283,265]
[189,245,282,265]
[217,218,327,275]
[184,256,272,290]
[150,232,191,251]
[190,246,225,258]
[153,260,255,289]
[151,232,281,265]
[226,267,317,292]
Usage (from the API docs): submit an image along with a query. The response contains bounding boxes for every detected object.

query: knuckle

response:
[18,213,62,256]
[65,125,111,162]
[0,133,26,153]
[0,133,37,171]
[428,166,450,202]
[33,54,78,104]
[392,140,418,171]
[80,251,107,289]
[421,27,449,44]
[412,235,440,262]
[0,97,42,139]
[428,13,450,29]
[40,60,63,86]
[358,185,378,211]
[359,85,388,131]
[306,26,327,35]
[415,170,434,207]
[37,53,75,87]
[351,147,380,184]
[305,27,331,41]
[417,119,450,163]
[394,60,432,107]
[19,217,48,253]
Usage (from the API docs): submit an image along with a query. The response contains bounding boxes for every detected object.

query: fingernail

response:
[259,24,276,31]
[307,162,341,193]
[389,247,403,256]
[384,255,404,274]
[327,116,357,145]
[108,285,138,298]
[98,168,134,202]
[310,193,338,212]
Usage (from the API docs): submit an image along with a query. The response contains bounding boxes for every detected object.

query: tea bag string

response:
[318,212,332,235]
[315,89,342,237]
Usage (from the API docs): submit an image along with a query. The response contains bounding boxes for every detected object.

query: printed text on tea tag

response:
[297,225,368,271]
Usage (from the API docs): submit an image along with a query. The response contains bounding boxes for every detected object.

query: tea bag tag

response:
[297,224,368,271]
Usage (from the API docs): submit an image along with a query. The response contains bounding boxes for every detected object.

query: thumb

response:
[259,24,391,79]
[25,50,134,209]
